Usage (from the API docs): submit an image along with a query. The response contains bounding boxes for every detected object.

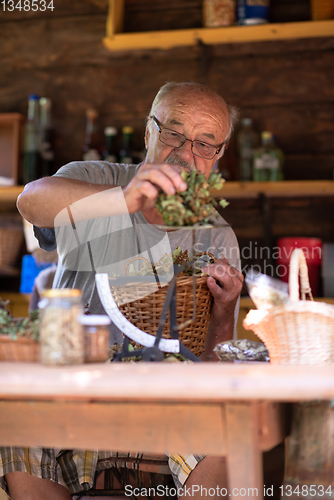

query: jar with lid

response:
[78,315,111,363]
[39,289,84,365]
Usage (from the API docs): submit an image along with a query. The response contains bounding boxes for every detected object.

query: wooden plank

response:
[226,403,263,499]
[107,0,124,36]
[1,363,334,402]
[0,400,227,454]
[214,180,334,199]
[103,20,334,51]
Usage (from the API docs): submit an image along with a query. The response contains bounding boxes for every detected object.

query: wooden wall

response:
[1,0,334,295]
[1,0,333,181]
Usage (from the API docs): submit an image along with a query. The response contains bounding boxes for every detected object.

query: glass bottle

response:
[39,289,84,365]
[102,126,118,163]
[39,97,54,177]
[253,131,284,182]
[236,118,259,181]
[82,108,102,161]
[23,94,40,184]
[119,126,134,164]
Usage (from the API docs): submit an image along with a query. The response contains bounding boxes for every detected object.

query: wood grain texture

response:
[0,1,333,178]
[0,362,334,402]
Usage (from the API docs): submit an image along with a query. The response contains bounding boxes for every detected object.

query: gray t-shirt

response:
[35,161,241,344]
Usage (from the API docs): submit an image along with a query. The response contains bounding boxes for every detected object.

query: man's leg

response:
[181,456,228,499]
[5,471,72,500]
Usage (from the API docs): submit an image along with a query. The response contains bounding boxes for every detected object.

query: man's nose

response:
[177,139,194,157]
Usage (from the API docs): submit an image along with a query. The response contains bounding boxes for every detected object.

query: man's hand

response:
[122,163,187,214]
[201,258,244,361]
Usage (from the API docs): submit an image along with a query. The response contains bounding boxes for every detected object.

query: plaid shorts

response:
[0,447,205,495]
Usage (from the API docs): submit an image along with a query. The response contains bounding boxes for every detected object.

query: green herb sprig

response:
[156,170,228,227]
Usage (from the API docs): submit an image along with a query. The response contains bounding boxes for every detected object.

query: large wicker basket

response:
[0,334,40,362]
[243,249,334,365]
[110,256,213,356]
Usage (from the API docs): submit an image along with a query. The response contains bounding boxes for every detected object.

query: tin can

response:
[236,0,269,25]
[39,289,84,365]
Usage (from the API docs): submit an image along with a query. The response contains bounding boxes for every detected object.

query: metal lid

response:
[41,288,82,298]
[78,314,111,326]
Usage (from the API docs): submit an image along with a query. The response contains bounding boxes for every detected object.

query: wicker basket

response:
[0,334,40,362]
[110,256,214,356]
[0,226,24,269]
[243,249,334,365]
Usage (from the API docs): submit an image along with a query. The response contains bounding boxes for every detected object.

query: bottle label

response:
[83,149,101,161]
[254,155,279,170]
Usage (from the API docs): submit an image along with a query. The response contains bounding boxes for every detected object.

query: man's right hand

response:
[122,163,187,214]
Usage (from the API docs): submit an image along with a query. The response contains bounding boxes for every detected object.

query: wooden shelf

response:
[103,0,334,52]
[1,181,334,206]
[0,186,23,204]
[212,180,334,199]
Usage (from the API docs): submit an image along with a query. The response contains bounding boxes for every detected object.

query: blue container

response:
[237,0,269,25]
[20,254,53,294]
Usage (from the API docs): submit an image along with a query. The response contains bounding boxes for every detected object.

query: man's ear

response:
[144,126,150,151]
[217,144,226,160]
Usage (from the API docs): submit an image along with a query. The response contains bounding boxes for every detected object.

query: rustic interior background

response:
[1,0,334,292]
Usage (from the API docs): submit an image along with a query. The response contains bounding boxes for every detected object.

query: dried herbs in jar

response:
[39,289,84,365]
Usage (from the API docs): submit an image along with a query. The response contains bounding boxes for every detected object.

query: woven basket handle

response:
[123,256,150,276]
[289,248,313,302]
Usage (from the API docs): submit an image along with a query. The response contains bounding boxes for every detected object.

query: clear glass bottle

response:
[39,97,54,177]
[23,94,40,184]
[119,126,134,164]
[236,117,259,181]
[82,108,102,161]
[39,289,84,365]
[102,126,118,163]
[78,314,111,363]
[253,131,284,182]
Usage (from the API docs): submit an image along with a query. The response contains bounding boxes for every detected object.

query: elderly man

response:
[3,82,243,499]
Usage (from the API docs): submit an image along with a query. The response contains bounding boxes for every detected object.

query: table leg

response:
[225,402,264,500]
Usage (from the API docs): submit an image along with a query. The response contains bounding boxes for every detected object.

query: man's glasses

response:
[151,116,225,160]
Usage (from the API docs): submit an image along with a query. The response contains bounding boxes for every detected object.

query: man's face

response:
[144,89,229,178]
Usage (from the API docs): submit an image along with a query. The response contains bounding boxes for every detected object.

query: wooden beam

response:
[106,0,124,37]
[103,20,334,52]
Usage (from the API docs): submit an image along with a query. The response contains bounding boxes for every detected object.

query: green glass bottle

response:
[253,131,284,182]
[119,126,134,164]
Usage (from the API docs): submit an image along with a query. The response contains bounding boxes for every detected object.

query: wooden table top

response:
[1,362,334,402]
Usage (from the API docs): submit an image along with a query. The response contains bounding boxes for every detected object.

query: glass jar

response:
[39,289,84,365]
[78,315,111,363]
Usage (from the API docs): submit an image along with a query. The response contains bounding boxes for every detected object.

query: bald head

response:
[149,82,238,144]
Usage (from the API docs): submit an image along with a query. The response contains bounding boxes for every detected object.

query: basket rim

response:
[0,334,39,345]
[109,273,209,288]
[243,300,334,329]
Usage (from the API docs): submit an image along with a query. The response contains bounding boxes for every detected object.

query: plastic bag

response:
[245,269,289,310]
[214,339,270,362]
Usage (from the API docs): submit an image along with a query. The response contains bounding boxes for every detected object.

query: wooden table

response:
[1,362,334,499]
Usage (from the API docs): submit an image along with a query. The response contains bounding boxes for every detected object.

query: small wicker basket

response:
[0,334,40,362]
[110,256,213,356]
[243,249,334,365]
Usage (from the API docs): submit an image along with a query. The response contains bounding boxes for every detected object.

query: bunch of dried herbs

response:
[156,170,228,226]
[0,297,40,341]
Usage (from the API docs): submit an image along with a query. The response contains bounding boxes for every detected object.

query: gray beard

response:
[165,154,195,171]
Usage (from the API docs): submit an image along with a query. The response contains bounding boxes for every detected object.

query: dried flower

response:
[156,170,228,226]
